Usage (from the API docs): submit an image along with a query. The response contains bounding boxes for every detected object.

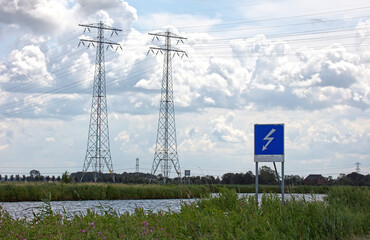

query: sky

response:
[0,0,369,178]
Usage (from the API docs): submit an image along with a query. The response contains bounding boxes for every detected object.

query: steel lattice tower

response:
[355,162,361,173]
[79,21,122,182]
[148,30,187,183]
[136,157,139,175]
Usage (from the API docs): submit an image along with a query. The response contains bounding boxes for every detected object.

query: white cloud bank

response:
[0,0,369,177]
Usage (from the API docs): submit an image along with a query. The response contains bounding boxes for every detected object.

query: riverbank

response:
[0,182,357,202]
[0,186,368,239]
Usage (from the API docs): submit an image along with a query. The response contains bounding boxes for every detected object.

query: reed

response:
[0,182,212,202]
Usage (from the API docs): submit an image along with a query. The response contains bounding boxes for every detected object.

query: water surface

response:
[0,193,326,220]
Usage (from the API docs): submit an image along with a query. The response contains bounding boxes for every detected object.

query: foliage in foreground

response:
[0,186,368,239]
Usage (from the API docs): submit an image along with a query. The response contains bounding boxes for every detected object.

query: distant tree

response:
[221,172,254,185]
[335,172,370,186]
[359,175,370,186]
[0,174,2,180]
[16,175,20,181]
[336,173,353,185]
[259,166,278,185]
[30,169,41,179]
[22,175,26,181]
[221,173,234,184]
[4,175,8,181]
[244,171,255,184]
[346,172,363,185]
[336,173,346,181]
[116,175,122,183]
[56,176,61,182]
[203,175,218,184]
[62,171,72,183]
[46,176,50,182]
[10,175,14,181]
[51,176,56,182]
[215,176,221,184]
[285,175,304,185]
[326,176,335,185]
[73,176,78,182]
[191,176,202,184]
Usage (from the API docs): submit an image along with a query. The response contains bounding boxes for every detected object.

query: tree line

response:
[1,166,369,186]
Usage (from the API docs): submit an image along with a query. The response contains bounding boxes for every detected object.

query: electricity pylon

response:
[136,157,139,175]
[355,162,360,173]
[79,21,122,182]
[148,30,187,183]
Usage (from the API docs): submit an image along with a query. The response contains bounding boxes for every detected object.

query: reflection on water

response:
[0,193,326,220]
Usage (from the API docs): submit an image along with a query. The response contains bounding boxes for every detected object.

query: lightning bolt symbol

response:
[262,128,276,151]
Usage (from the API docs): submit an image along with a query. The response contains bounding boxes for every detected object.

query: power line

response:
[0,63,157,118]
[0,53,157,118]
[125,5,370,34]
[1,16,368,99]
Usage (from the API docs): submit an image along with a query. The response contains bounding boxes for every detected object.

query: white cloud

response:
[4,45,53,87]
[211,112,247,143]
[0,0,369,178]
[76,0,121,16]
[0,144,9,151]
[0,0,70,34]
[179,134,215,152]
[130,30,368,113]
[58,51,94,89]
[203,97,215,104]
[0,0,137,36]
[136,13,221,32]
[114,130,130,144]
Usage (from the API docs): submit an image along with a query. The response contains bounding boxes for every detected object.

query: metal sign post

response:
[254,123,285,205]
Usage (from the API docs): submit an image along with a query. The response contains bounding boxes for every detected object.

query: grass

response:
[0,186,368,239]
[0,182,335,202]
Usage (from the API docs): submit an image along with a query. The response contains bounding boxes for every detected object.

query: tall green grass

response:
[0,186,368,239]
[0,182,332,202]
[0,182,211,201]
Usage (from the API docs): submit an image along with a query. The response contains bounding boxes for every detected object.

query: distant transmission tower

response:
[355,162,361,173]
[79,21,122,182]
[136,157,139,175]
[148,30,187,183]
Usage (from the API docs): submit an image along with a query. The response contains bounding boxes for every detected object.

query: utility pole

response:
[148,29,187,183]
[355,162,360,173]
[79,21,122,182]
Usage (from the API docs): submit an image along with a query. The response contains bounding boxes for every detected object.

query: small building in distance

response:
[304,174,327,185]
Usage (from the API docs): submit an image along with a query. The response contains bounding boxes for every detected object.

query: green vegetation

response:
[0,186,368,239]
[0,183,212,202]
[0,182,337,202]
[61,171,72,184]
